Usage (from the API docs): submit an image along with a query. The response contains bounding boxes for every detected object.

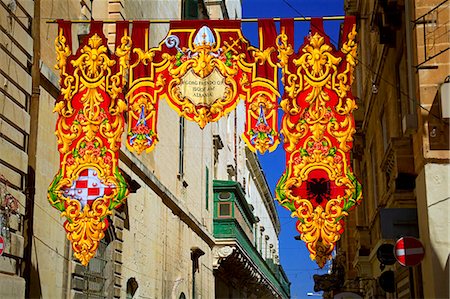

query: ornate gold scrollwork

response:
[245,92,278,153]
[165,30,241,128]
[276,21,361,267]
[50,29,131,265]
[63,197,111,266]
[294,198,347,267]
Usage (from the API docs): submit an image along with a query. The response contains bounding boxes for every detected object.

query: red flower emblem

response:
[76,113,87,122]
[97,111,108,122]
[255,123,271,134]
[133,124,150,135]
[67,156,75,165]
[333,155,342,164]
[103,155,112,165]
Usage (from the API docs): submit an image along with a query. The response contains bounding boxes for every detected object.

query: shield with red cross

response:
[63,168,115,207]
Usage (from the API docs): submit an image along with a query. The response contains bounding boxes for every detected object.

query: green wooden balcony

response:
[213,180,291,298]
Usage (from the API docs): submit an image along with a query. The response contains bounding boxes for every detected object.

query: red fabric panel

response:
[130,21,150,74]
[309,17,330,46]
[90,21,103,35]
[342,16,356,45]
[57,20,72,51]
[257,18,277,81]
[131,21,149,50]
[280,18,294,45]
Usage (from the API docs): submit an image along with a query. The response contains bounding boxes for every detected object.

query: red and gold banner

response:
[275,17,362,267]
[48,21,130,265]
[161,20,251,129]
[124,20,279,154]
[243,19,280,154]
[126,21,160,154]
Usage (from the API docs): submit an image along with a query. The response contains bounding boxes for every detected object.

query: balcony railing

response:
[213,180,290,298]
[214,217,291,297]
[414,0,450,69]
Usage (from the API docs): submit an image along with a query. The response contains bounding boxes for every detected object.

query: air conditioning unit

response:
[440,81,450,118]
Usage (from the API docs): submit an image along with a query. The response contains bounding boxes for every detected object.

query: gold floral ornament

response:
[49,21,131,265]
[275,17,362,267]
[162,25,245,129]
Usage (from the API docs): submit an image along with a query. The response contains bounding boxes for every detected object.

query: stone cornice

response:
[245,147,281,235]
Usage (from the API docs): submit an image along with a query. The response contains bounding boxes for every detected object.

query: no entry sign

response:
[0,235,4,256]
[395,237,425,267]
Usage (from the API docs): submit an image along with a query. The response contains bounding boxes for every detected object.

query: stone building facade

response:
[0,0,290,298]
[330,1,450,298]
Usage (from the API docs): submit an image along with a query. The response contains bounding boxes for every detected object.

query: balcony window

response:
[218,202,232,218]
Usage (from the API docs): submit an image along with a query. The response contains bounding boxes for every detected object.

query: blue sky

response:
[242,1,345,298]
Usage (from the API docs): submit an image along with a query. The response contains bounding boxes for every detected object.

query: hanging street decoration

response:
[47,17,361,266]
[48,21,130,265]
[126,21,160,154]
[125,20,280,154]
[242,19,280,153]
[275,17,362,267]
[161,20,251,129]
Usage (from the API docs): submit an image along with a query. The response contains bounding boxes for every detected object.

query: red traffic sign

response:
[0,236,4,256]
[395,237,425,267]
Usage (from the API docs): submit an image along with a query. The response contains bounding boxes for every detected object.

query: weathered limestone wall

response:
[416,163,450,299]
[0,0,33,297]
[414,1,450,298]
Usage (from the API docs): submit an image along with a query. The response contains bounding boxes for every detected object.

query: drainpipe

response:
[191,247,205,299]
[24,0,40,297]
[404,0,418,133]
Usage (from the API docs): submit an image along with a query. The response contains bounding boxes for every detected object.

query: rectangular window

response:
[218,202,232,218]
[72,239,111,298]
[182,0,198,20]
[178,117,185,178]
[205,166,209,210]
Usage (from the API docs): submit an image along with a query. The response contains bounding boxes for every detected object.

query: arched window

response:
[126,277,139,298]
